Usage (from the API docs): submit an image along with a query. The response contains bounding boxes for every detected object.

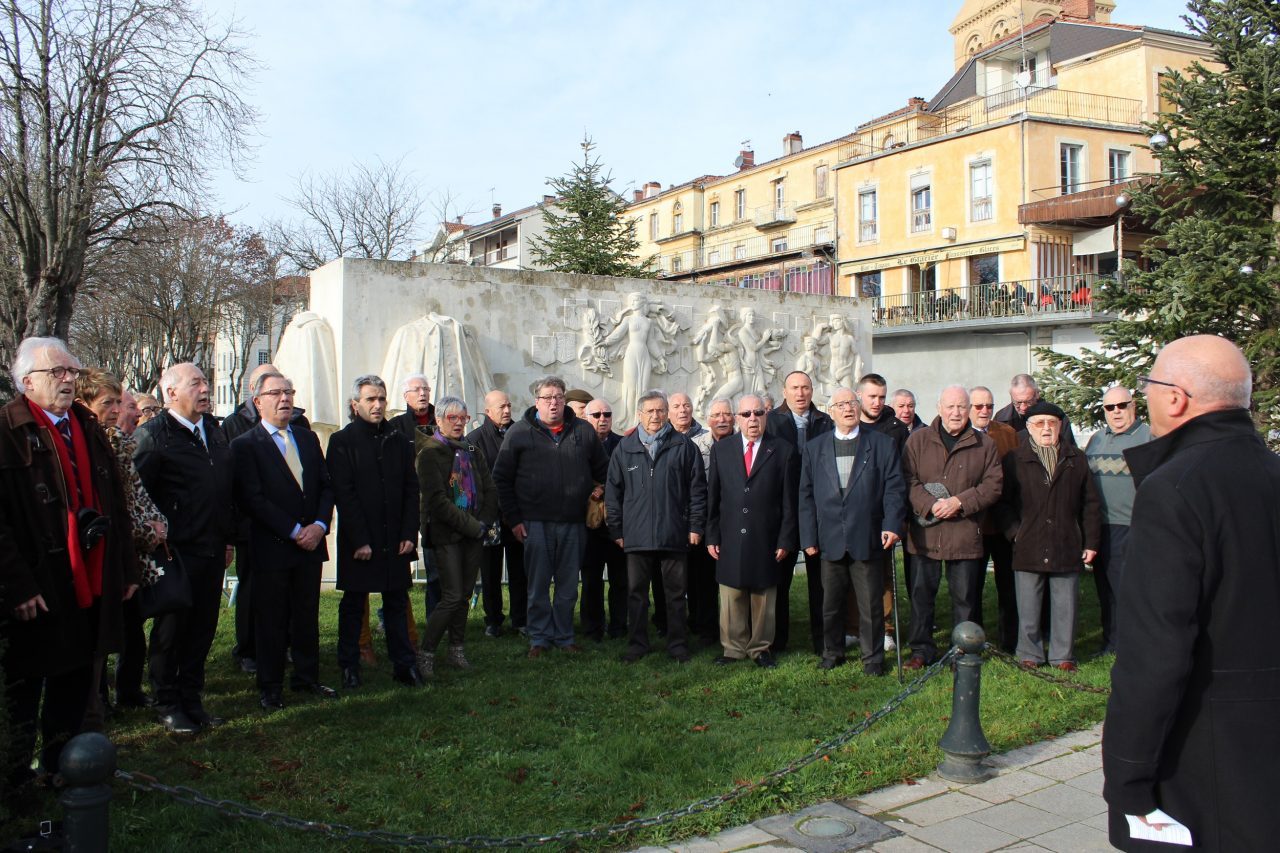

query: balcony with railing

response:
[869,273,1116,335]
[654,219,833,277]
[469,245,518,266]
[752,203,797,228]
[838,86,1143,164]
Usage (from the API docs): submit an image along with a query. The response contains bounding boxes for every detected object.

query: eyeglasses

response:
[1102,401,1131,412]
[139,406,162,415]
[829,401,857,410]
[1137,376,1193,398]
[536,394,565,403]
[258,389,297,398]
[28,366,81,380]
[588,411,613,419]
[738,409,766,418]
[971,403,994,410]
[442,413,469,423]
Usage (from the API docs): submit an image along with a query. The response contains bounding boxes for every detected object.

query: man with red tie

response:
[706,394,799,669]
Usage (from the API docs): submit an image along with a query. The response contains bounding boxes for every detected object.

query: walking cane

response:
[890,542,904,683]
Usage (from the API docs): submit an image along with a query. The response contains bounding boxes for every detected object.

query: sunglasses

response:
[1102,401,1131,412]
[738,409,766,418]
[588,411,613,419]
[971,403,994,410]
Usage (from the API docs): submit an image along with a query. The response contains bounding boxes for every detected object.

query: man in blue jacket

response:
[606,390,707,664]
[799,387,906,675]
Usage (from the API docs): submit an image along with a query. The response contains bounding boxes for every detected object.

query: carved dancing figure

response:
[602,292,680,425]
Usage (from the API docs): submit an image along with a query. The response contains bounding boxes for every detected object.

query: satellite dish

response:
[734,155,745,168]
[1014,70,1033,88]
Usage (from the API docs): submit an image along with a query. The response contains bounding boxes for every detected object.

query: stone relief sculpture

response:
[380,312,496,416]
[599,292,680,423]
[577,305,612,377]
[798,313,864,398]
[691,305,744,411]
[273,311,342,441]
[736,307,787,397]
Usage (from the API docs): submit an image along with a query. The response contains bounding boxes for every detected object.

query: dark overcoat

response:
[1102,409,1280,852]
[798,429,906,562]
[325,417,419,592]
[417,431,498,547]
[995,435,1101,572]
[0,397,138,679]
[902,419,1002,560]
[134,410,235,558]
[605,429,707,552]
[707,433,798,589]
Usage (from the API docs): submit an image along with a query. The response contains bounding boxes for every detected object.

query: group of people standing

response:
[5,331,1273,853]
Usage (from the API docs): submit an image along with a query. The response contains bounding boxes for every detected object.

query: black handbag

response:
[137,544,193,619]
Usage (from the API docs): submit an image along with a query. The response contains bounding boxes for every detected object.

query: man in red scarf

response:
[1,337,137,807]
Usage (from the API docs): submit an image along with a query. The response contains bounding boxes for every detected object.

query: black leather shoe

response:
[484,625,501,638]
[185,706,226,730]
[818,656,846,671]
[754,652,778,669]
[620,651,645,664]
[157,708,199,734]
[713,655,739,665]
[238,657,258,675]
[341,668,362,689]
[863,664,886,677]
[392,666,425,687]
[292,683,338,698]
[670,652,692,664]
[259,692,284,712]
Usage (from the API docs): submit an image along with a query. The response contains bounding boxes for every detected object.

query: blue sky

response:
[206,0,1195,235]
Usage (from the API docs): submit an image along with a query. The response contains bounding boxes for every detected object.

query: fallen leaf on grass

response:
[702,687,713,695]
[486,697,501,706]
[184,759,214,773]
[332,802,350,814]
[903,777,919,786]
[269,758,301,773]
[467,710,479,717]
[690,724,709,733]
[509,767,528,784]
[727,710,742,718]
[626,798,646,813]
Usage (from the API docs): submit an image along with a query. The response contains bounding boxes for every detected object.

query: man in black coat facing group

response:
[134,362,235,733]
[326,374,421,689]
[231,371,335,710]
[467,389,525,637]
[1103,335,1278,851]
[765,370,833,654]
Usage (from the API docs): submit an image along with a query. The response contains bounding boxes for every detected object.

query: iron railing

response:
[869,273,1104,328]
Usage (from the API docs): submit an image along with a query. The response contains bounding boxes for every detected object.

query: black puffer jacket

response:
[605,428,707,552]
[492,408,608,528]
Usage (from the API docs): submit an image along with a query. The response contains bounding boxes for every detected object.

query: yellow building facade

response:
[627,132,844,295]
[835,11,1211,323]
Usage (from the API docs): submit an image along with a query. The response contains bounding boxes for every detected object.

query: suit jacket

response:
[706,433,799,589]
[799,429,907,562]
[231,422,334,569]
[765,403,833,452]
[134,410,235,558]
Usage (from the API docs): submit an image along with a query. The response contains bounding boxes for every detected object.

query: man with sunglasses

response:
[579,397,625,641]
[1084,385,1150,656]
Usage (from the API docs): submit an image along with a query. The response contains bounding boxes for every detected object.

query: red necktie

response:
[744,440,754,476]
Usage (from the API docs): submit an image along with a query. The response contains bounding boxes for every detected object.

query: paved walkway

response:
[633,722,1110,853]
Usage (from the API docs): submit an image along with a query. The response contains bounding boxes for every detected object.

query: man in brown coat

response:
[1,337,138,799]
[902,385,1002,668]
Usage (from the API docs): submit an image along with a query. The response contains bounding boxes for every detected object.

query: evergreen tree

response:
[1036,0,1280,439]
[528,137,656,278]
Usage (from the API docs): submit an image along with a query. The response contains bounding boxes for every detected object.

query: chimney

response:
[644,181,661,198]
[543,194,555,204]
[1060,0,1097,20]
[736,149,755,170]
[492,203,502,219]
[784,131,803,155]
[633,189,644,203]
[907,96,927,110]
[455,216,463,223]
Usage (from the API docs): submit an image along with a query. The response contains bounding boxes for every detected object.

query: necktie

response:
[280,430,304,488]
[192,425,207,453]
[744,440,755,476]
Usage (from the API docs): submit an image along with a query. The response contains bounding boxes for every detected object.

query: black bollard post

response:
[58,732,116,853]
[937,621,995,783]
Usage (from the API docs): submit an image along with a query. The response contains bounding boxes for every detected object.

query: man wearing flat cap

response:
[565,389,593,419]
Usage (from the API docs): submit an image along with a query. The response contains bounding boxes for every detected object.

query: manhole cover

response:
[798,816,855,838]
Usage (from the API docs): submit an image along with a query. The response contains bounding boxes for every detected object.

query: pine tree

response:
[528,137,656,278]
[1036,0,1280,439]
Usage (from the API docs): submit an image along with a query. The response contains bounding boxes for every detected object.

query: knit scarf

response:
[637,422,672,459]
[436,433,477,511]
[26,399,104,608]
[1032,440,1059,479]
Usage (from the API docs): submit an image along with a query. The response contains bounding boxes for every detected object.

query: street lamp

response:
[1114,192,1130,285]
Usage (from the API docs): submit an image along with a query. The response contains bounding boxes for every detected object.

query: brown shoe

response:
[903,656,926,671]
[1055,661,1078,673]
[560,644,584,654]
[1019,659,1041,671]
[527,645,549,659]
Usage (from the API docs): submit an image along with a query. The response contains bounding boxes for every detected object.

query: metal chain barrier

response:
[985,645,1112,695]
[115,647,959,849]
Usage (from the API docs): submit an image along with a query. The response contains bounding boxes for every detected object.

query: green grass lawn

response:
[95,565,1111,850]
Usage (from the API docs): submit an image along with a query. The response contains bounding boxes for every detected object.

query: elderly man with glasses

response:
[971,385,1021,652]
[706,395,797,668]
[1084,385,1151,656]
[493,376,609,658]
[1,337,137,798]
[579,397,626,641]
